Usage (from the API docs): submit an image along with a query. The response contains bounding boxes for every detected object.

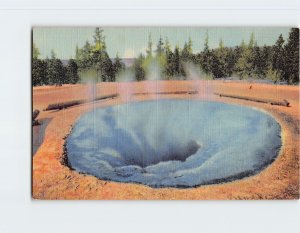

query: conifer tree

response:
[66,59,80,84]
[284,28,299,84]
[146,34,153,58]
[113,53,125,77]
[163,37,174,78]
[134,54,146,81]
[200,32,212,74]
[235,39,253,79]
[46,50,66,85]
[32,43,47,86]
[156,36,164,56]
[271,34,285,82]
[75,28,114,82]
[173,45,181,76]
[209,39,227,79]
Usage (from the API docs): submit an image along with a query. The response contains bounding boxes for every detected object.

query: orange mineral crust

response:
[32,80,299,200]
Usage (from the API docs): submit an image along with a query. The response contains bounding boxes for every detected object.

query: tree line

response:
[32,28,125,86]
[134,28,299,84]
[32,48,80,86]
[32,28,299,86]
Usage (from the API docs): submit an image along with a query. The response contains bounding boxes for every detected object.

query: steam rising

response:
[116,70,135,102]
[79,69,99,101]
[184,62,214,99]
[66,100,281,188]
[143,58,165,99]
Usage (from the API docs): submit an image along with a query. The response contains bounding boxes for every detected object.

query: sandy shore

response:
[32,80,299,200]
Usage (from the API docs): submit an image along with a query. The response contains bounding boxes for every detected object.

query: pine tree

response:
[252,43,264,78]
[210,53,223,79]
[32,43,47,86]
[113,54,125,77]
[134,54,146,81]
[76,41,92,70]
[46,50,66,85]
[146,34,153,58]
[200,32,212,74]
[247,33,256,76]
[163,37,173,78]
[260,45,272,78]
[187,37,193,54]
[224,47,236,77]
[164,37,171,55]
[284,28,299,84]
[173,45,181,76]
[181,37,193,62]
[155,36,167,78]
[235,39,253,79]
[75,28,115,82]
[248,32,255,49]
[209,40,227,79]
[32,59,47,86]
[156,36,164,56]
[93,27,106,50]
[66,59,80,84]
[181,42,190,62]
[101,51,114,82]
[75,45,80,61]
[272,34,285,82]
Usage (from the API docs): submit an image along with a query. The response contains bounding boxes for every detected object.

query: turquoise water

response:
[66,100,281,188]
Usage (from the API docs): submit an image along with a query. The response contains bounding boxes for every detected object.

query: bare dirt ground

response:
[32,80,299,199]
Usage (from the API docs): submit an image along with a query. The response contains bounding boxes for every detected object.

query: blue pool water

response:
[66,100,281,188]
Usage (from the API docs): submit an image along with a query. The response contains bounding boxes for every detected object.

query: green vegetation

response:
[65,59,80,84]
[132,28,298,84]
[32,28,299,86]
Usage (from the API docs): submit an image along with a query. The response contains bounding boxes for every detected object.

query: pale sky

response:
[33,27,291,59]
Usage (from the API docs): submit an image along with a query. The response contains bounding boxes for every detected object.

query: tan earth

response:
[32,80,299,200]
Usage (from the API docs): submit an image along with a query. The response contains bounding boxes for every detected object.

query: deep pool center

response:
[66,99,282,188]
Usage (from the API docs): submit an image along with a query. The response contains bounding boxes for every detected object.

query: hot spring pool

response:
[66,100,281,188]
